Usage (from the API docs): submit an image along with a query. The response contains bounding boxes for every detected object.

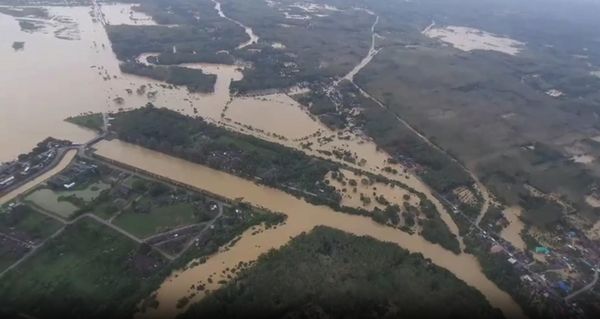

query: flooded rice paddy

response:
[325,169,420,212]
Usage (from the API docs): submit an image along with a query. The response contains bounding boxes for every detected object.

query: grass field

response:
[113,200,201,238]
[0,219,167,318]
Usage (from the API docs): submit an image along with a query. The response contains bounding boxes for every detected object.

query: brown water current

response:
[0,5,238,163]
[95,140,525,319]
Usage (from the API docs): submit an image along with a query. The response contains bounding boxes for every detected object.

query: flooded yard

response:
[500,206,526,251]
[325,169,420,212]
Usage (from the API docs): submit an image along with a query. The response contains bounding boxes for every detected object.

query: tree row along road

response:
[336,11,492,228]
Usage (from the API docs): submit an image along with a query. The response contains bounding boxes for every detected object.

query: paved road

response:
[173,202,224,260]
[565,268,599,301]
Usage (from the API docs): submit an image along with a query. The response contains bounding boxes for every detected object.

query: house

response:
[535,246,551,255]
[0,176,15,186]
[64,182,76,189]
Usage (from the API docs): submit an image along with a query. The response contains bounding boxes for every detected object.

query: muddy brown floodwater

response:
[94,139,525,319]
[500,206,526,251]
[0,4,239,163]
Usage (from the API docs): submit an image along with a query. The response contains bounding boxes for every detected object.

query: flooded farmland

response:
[0,4,239,163]
[2,3,524,319]
[94,139,525,319]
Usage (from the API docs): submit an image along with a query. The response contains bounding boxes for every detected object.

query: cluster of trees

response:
[464,234,554,319]
[360,106,473,194]
[181,227,503,319]
[109,106,341,204]
[0,220,170,319]
[120,62,216,93]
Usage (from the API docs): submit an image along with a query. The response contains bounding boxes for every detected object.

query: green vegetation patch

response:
[0,219,167,318]
[114,201,201,238]
[0,204,62,243]
[182,227,502,319]
[66,113,103,132]
[119,62,217,93]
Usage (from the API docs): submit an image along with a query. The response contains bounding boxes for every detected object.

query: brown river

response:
[95,140,525,319]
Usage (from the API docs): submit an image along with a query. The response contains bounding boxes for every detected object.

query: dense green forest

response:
[181,227,503,319]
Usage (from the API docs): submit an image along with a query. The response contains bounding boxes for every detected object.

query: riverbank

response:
[94,139,525,319]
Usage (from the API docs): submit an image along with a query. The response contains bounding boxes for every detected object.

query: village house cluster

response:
[0,138,72,193]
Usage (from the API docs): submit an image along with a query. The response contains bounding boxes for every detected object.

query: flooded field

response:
[500,206,526,251]
[224,94,324,139]
[0,4,212,162]
[94,139,524,319]
[423,25,524,55]
[0,3,252,163]
[325,169,420,212]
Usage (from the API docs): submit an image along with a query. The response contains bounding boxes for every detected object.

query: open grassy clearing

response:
[114,201,198,238]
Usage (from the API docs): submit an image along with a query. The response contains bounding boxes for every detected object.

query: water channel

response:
[94,140,525,319]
